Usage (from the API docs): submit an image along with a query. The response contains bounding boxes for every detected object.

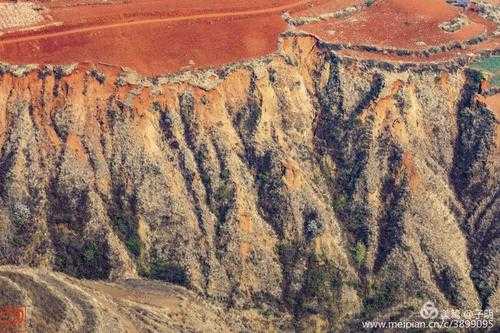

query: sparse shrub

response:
[256,171,271,184]
[214,180,235,225]
[113,214,130,234]
[90,68,106,84]
[470,269,495,307]
[214,182,233,205]
[439,15,469,33]
[299,254,344,315]
[83,242,98,264]
[363,266,405,313]
[256,151,290,236]
[352,241,367,266]
[276,240,305,266]
[343,204,371,244]
[149,258,189,286]
[111,213,143,257]
[80,240,109,279]
[400,243,411,252]
[365,0,375,7]
[220,168,230,181]
[331,195,347,212]
[477,70,488,82]
[213,166,235,224]
[303,210,323,241]
[302,259,341,298]
[394,89,409,112]
[125,236,141,257]
[268,68,278,84]
[10,203,30,225]
[304,218,322,241]
[437,266,465,306]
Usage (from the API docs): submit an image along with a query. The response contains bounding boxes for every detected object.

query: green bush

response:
[80,241,109,279]
[220,168,230,181]
[276,241,304,266]
[149,259,189,286]
[365,0,375,6]
[215,182,233,204]
[363,268,405,313]
[352,241,367,266]
[331,195,348,212]
[113,216,130,235]
[303,255,343,297]
[111,214,142,257]
[299,255,344,314]
[83,242,98,264]
[125,236,141,257]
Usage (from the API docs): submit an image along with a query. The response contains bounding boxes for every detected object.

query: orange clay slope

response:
[0,0,498,75]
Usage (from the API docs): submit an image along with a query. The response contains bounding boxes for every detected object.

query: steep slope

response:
[0,34,498,331]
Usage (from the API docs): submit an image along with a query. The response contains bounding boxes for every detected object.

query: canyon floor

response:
[0,0,499,332]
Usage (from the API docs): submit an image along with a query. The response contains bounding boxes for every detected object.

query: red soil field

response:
[293,0,363,16]
[0,0,328,75]
[300,0,497,52]
[0,0,498,75]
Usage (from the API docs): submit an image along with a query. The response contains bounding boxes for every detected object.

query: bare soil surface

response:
[0,0,324,74]
[300,0,497,54]
[0,0,497,74]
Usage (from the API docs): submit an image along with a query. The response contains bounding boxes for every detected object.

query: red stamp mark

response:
[0,306,26,332]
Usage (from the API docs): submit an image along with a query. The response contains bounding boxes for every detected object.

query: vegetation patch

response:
[125,236,142,257]
[352,241,367,266]
[439,15,469,33]
[148,258,189,287]
[303,210,323,241]
[256,150,290,237]
[363,272,404,314]
[331,194,348,212]
[79,240,109,279]
[112,213,143,257]
[298,254,344,315]
[469,56,500,87]
[436,266,465,307]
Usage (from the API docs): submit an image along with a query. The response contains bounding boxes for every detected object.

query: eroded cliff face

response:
[0,35,498,331]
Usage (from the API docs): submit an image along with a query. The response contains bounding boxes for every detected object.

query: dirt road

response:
[0,0,326,74]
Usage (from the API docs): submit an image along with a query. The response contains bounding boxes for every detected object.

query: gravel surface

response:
[0,2,44,30]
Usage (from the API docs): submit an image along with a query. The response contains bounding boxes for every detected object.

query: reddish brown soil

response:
[479,93,500,114]
[301,0,497,59]
[470,35,500,53]
[0,0,497,74]
[0,0,331,75]
[294,0,363,16]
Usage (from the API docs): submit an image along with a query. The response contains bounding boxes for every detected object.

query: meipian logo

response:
[0,305,27,332]
[419,301,439,320]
